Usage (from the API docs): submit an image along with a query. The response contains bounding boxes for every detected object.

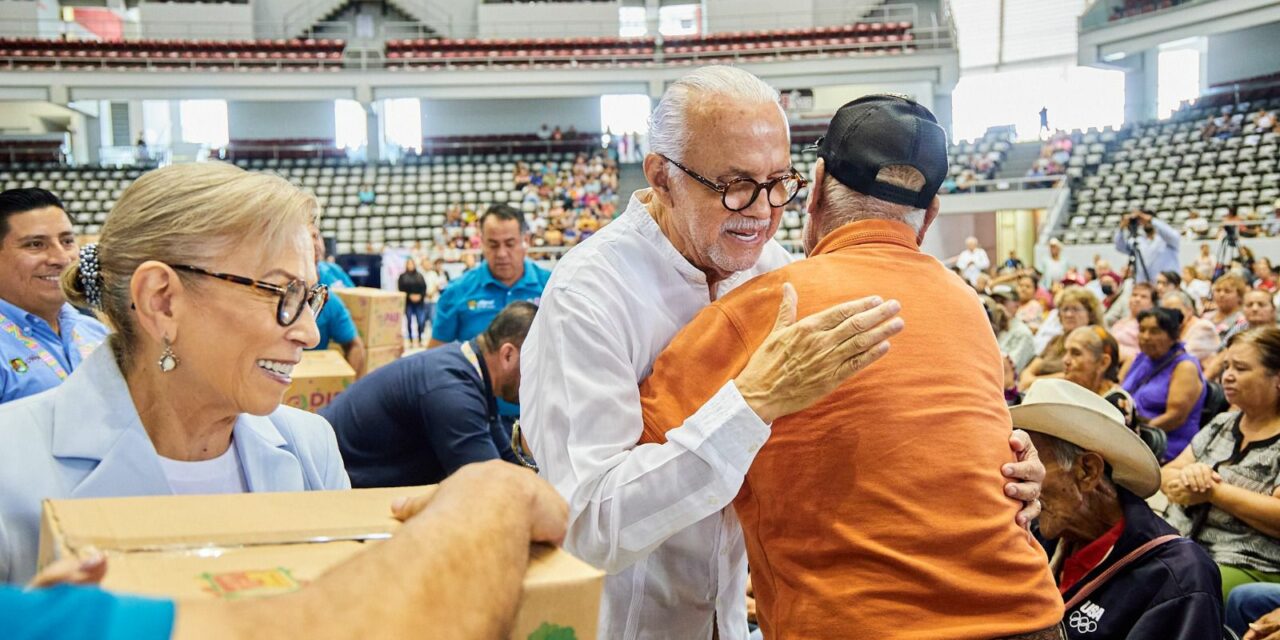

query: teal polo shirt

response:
[431,259,552,344]
[309,290,358,351]
[0,297,109,405]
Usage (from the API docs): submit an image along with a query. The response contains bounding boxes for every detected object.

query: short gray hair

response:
[1038,433,1086,471]
[648,65,784,163]
[1036,432,1118,493]
[816,164,927,235]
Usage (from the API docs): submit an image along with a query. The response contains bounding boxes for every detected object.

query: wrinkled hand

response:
[1245,606,1280,640]
[1004,430,1044,530]
[736,283,903,424]
[392,460,568,545]
[1178,462,1221,493]
[1163,478,1213,507]
[27,549,106,589]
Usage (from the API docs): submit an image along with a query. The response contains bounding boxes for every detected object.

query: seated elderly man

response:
[636,95,1064,639]
[1015,379,1222,639]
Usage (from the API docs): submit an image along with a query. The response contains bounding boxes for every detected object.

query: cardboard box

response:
[334,287,406,348]
[364,344,403,374]
[284,350,355,413]
[39,487,603,640]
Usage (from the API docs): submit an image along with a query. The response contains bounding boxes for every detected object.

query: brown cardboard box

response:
[364,344,404,374]
[334,287,405,348]
[39,487,603,640]
[283,350,355,413]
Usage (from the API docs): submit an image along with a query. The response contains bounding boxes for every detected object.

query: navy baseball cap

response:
[813,94,949,209]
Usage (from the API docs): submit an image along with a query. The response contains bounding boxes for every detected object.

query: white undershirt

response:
[159,443,248,495]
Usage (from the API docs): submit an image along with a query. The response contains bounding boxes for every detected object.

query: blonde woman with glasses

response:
[0,162,350,585]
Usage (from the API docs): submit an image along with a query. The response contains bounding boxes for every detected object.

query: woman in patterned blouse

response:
[1163,326,1280,601]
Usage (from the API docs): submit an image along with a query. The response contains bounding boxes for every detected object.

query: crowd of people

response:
[0,64,1277,640]
[964,208,1280,637]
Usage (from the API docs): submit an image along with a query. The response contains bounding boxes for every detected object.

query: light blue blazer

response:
[0,345,350,584]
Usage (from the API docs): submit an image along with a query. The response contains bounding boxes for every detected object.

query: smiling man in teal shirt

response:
[429,204,551,349]
[0,188,107,404]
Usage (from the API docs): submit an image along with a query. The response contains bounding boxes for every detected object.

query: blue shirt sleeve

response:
[431,284,462,343]
[0,585,175,640]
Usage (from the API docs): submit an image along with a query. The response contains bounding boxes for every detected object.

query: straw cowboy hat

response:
[1011,379,1162,497]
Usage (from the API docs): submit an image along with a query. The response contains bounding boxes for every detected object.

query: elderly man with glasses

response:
[520,66,1048,640]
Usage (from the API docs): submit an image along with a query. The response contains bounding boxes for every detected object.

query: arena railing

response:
[943,175,1068,195]
[0,19,351,41]
[383,3,920,40]
[378,30,946,71]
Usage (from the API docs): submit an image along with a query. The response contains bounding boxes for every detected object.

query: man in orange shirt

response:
[638,95,1065,639]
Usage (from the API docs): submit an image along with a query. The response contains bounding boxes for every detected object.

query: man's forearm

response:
[176,485,534,640]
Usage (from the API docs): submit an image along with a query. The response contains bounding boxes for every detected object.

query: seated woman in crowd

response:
[1015,274,1044,333]
[1255,258,1278,293]
[982,295,1035,374]
[1163,326,1280,601]
[1206,273,1250,344]
[1121,307,1206,463]
[1020,286,1104,389]
[1061,325,1138,431]
[1162,290,1223,365]
[1209,289,1278,379]
[1112,282,1155,363]
[0,162,350,585]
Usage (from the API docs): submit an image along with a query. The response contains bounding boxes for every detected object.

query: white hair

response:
[814,164,927,235]
[648,65,785,163]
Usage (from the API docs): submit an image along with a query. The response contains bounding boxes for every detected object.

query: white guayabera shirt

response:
[521,189,792,640]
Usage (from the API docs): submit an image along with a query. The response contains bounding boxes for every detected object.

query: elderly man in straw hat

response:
[1016,379,1224,639]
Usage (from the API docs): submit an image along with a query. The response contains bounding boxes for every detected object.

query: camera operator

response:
[1114,210,1180,284]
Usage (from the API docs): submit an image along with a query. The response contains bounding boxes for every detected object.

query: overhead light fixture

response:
[1102,51,1127,62]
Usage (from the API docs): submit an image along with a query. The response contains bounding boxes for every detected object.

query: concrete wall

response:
[137,1,255,40]
[420,97,600,137]
[0,0,41,37]
[705,0,813,32]
[921,211,996,261]
[476,1,618,38]
[253,0,347,39]
[0,102,75,135]
[1206,22,1280,87]
[227,101,336,140]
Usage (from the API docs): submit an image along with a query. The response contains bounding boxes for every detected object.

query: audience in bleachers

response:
[1020,286,1105,389]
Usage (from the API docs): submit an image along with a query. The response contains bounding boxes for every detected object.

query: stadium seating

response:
[218,138,346,160]
[0,37,345,71]
[0,139,65,164]
[0,166,149,237]
[1054,86,1280,245]
[385,22,914,70]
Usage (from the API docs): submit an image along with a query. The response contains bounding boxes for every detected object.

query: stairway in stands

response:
[995,141,1044,180]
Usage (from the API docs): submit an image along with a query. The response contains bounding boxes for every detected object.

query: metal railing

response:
[418,137,603,156]
[384,2,920,40]
[0,19,351,41]
[0,54,346,72]
[377,28,947,71]
[942,175,1068,195]
[1079,0,1213,32]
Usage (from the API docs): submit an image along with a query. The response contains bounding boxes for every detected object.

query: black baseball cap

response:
[813,94,949,209]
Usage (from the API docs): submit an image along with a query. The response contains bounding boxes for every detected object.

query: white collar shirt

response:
[520,189,792,640]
